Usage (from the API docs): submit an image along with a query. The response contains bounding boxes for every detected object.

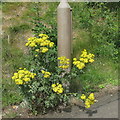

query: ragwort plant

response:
[12,33,96,114]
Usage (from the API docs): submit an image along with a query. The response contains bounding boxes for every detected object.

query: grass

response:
[9,24,30,34]
[2,38,26,107]
[2,2,118,110]
[2,3,33,108]
[2,78,23,108]
[73,29,92,58]
[80,58,118,92]
[70,57,118,93]
[2,2,24,13]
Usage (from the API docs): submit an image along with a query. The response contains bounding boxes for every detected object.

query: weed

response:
[9,24,30,34]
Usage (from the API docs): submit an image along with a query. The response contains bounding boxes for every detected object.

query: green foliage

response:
[16,35,70,114]
[70,3,118,92]
[2,38,27,74]
[30,4,57,45]
[71,3,118,60]
[9,24,30,34]
[2,38,29,108]
[76,57,118,92]
[2,78,23,107]
[12,31,96,113]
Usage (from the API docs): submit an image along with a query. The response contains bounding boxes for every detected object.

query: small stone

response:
[12,105,18,110]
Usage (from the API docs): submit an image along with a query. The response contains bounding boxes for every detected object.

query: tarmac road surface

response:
[39,92,119,118]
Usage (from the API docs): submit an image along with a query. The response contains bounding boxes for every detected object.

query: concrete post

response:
[57,0,72,71]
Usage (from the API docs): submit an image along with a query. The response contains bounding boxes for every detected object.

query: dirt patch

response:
[94,84,118,99]
[16,31,33,54]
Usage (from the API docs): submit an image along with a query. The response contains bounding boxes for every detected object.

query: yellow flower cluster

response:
[58,56,70,69]
[80,94,86,99]
[52,83,64,94]
[41,70,51,78]
[73,58,85,69]
[25,34,54,53]
[12,68,36,85]
[73,49,95,69]
[80,93,96,108]
[80,49,95,63]
[40,47,48,53]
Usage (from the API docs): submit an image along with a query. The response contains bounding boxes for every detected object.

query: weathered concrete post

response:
[57,0,72,71]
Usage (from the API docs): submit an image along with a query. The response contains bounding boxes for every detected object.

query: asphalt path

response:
[39,92,119,118]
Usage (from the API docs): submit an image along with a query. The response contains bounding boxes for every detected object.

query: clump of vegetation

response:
[12,32,95,114]
[2,2,118,114]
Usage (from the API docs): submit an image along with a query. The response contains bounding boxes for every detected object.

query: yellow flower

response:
[52,84,56,87]
[89,100,95,105]
[73,61,78,65]
[57,88,64,94]
[80,93,96,109]
[83,58,88,63]
[85,99,91,108]
[79,58,84,61]
[92,54,95,57]
[12,76,16,80]
[19,74,24,79]
[49,42,54,47]
[25,43,29,46]
[44,75,50,78]
[24,75,29,78]
[52,83,64,94]
[53,87,58,92]
[46,72,51,75]
[40,47,48,53]
[15,79,23,85]
[35,55,38,57]
[39,34,49,39]
[34,73,36,76]
[29,43,36,47]
[80,94,86,100]
[31,75,35,78]
[18,70,24,74]
[24,71,29,74]
[41,70,45,74]
[42,36,47,40]
[76,62,85,69]
[85,104,91,108]
[60,65,69,69]
[73,49,95,69]
[12,68,36,85]
[23,78,30,82]
[41,70,51,78]
[58,56,70,69]
[88,93,95,100]
[58,84,62,88]
[35,49,39,52]
[73,58,77,61]
[89,59,94,63]
[14,73,19,76]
